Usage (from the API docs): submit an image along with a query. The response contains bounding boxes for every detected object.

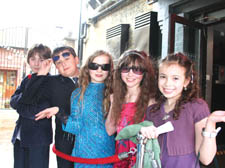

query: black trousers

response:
[55,124,74,168]
[55,136,74,168]
[14,140,50,168]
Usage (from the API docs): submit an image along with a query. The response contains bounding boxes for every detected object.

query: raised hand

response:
[37,58,52,76]
[205,110,225,131]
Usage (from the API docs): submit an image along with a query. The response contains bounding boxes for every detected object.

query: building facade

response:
[0,27,28,109]
[81,0,225,167]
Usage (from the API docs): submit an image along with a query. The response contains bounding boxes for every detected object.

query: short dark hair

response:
[52,46,77,59]
[27,44,51,63]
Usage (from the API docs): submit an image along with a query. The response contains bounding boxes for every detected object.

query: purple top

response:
[146,98,210,168]
[161,134,200,168]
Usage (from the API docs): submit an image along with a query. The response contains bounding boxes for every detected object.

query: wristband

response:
[202,127,221,138]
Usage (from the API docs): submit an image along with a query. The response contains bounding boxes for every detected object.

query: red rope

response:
[52,144,122,164]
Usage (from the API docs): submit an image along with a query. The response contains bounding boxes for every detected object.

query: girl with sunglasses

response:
[62,50,115,168]
[105,50,156,167]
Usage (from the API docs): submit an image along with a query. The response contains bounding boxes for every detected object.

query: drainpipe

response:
[78,0,128,64]
[78,22,88,66]
[78,0,83,65]
[81,22,88,39]
[89,0,128,24]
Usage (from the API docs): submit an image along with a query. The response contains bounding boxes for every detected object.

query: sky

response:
[0,0,82,47]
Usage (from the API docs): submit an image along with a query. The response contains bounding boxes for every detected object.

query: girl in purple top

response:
[140,53,225,168]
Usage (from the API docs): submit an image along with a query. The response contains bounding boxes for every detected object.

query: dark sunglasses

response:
[120,66,145,75]
[52,52,71,62]
[88,63,111,71]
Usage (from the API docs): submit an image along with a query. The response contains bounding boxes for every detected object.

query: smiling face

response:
[89,54,110,83]
[53,49,79,77]
[158,63,190,103]
[121,62,144,90]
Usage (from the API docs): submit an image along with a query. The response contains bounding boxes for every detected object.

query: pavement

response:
[0,109,57,167]
[3,110,224,168]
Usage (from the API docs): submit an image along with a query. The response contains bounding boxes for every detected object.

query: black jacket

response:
[10,75,53,147]
[19,74,78,154]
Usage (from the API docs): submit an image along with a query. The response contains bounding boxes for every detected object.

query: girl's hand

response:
[205,110,225,131]
[140,126,159,139]
[38,59,52,76]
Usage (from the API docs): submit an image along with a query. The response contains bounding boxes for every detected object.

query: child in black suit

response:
[10,44,52,168]
[19,46,79,168]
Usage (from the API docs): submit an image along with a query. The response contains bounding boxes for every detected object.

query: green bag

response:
[116,121,161,168]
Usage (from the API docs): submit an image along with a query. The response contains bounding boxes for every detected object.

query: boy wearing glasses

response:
[19,46,79,168]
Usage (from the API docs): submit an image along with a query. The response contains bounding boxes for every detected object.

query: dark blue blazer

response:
[10,75,53,147]
[19,74,78,155]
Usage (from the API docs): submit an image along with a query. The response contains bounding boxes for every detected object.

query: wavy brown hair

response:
[78,50,114,117]
[151,52,200,120]
[111,50,156,124]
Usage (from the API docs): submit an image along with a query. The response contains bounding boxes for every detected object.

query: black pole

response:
[77,0,83,65]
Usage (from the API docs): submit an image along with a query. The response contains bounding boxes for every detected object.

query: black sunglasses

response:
[52,52,71,62]
[120,66,145,75]
[88,63,111,71]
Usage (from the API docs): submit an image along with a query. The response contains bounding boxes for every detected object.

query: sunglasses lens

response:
[121,66,144,75]
[121,67,130,73]
[88,63,98,70]
[88,63,111,71]
[52,56,60,62]
[52,52,70,62]
[101,64,110,71]
[62,52,70,58]
[133,67,144,75]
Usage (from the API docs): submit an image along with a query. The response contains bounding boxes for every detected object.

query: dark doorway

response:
[169,14,206,96]
[210,22,225,150]
[211,24,225,111]
[169,14,225,168]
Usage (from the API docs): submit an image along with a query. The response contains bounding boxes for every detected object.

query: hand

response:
[37,59,52,76]
[140,126,158,139]
[35,107,59,120]
[205,110,225,131]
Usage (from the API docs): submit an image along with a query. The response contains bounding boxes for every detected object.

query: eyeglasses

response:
[52,52,71,62]
[120,66,145,75]
[88,63,111,71]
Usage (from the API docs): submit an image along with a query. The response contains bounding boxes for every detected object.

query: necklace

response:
[163,102,174,121]
[162,114,170,120]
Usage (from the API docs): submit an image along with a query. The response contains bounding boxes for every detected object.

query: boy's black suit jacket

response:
[20,74,78,157]
[10,75,53,147]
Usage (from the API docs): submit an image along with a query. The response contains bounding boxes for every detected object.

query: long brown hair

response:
[112,50,156,124]
[151,52,200,120]
[78,50,114,116]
